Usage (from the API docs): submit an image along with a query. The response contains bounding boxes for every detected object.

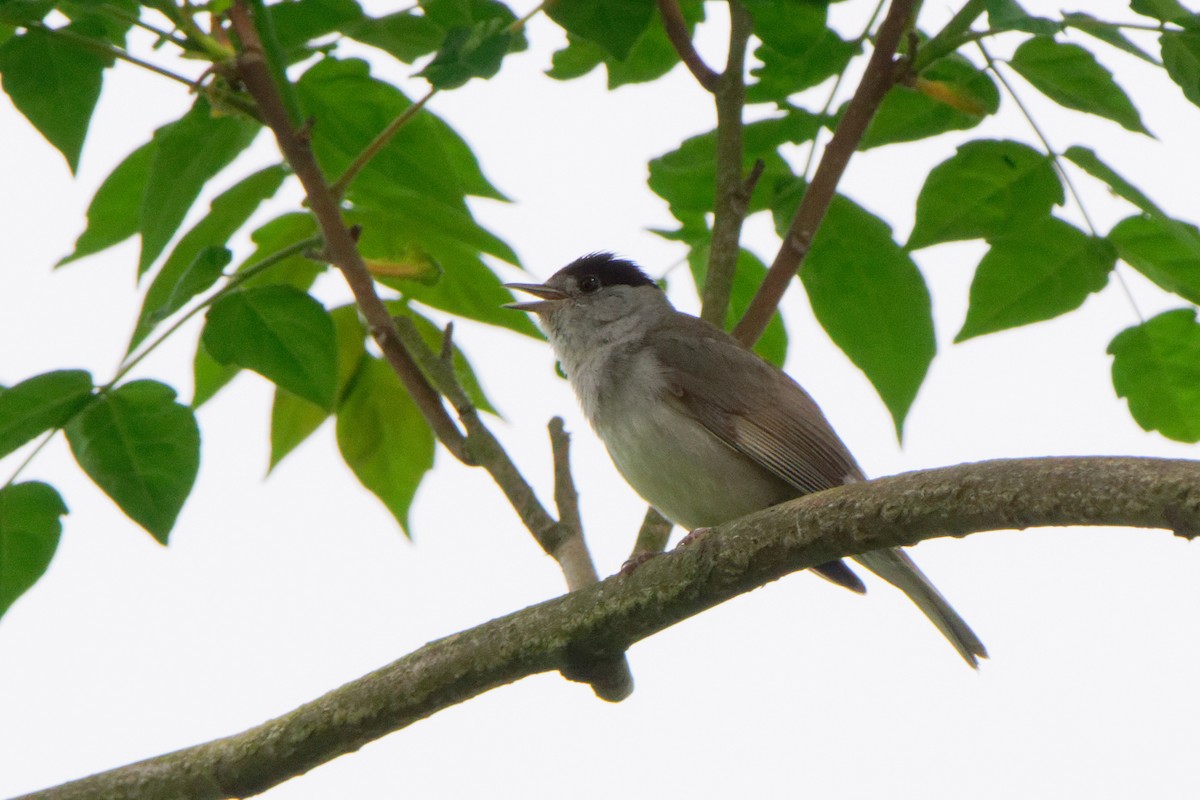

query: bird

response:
[504,252,986,667]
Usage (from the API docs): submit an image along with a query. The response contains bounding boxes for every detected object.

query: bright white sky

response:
[3,2,1200,798]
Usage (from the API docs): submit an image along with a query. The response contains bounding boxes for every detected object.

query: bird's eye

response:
[579,275,602,294]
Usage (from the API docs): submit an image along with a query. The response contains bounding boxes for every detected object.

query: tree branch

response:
[20,456,1200,800]
[228,1,629,698]
[733,0,917,346]
[700,0,755,327]
[657,0,719,91]
[391,318,633,700]
[228,2,472,462]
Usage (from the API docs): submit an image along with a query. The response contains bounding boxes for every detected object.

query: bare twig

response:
[657,0,720,91]
[549,418,587,575]
[392,319,633,701]
[21,456,1200,800]
[629,507,674,559]
[701,0,755,327]
[733,0,918,346]
[228,1,471,462]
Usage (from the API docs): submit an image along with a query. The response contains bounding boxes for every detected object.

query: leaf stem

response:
[912,0,987,71]
[1,430,58,492]
[38,24,198,86]
[329,87,438,200]
[112,237,324,389]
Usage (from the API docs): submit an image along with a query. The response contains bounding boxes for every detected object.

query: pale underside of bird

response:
[506,252,986,667]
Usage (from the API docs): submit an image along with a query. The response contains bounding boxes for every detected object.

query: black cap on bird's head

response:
[503,252,658,314]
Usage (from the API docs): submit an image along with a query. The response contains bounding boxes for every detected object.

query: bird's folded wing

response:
[652,321,865,494]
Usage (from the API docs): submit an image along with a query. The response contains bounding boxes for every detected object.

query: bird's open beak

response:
[503,283,569,313]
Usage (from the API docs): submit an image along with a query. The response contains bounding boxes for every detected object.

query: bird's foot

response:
[674,527,712,549]
[619,551,660,576]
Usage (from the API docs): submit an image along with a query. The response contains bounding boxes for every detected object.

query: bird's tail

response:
[854,547,987,668]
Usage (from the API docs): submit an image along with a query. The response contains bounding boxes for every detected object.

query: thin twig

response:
[801,0,887,182]
[734,0,917,346]
[911,0,987,71]
[657,0,719,91]
[629,507,674,559]
[393,319,633,701]
[37,23,198,86]
[700,0,755,327]
[549,418,585,557]
[228,1,471,462]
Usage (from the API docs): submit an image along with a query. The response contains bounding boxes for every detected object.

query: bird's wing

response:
[651,316,865,493]
[653,317,987,667]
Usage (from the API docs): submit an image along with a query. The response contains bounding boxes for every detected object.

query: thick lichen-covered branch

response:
[21,457,1200,800]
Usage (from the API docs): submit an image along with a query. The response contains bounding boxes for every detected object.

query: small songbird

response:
[506,252,986,666]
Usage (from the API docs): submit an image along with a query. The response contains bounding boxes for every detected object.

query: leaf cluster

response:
[2,0,1200,630]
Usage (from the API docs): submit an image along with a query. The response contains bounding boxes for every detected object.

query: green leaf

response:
[270,0,363,60]
[956,217,1115,341]
[336,356,435,534]
[236,213,324,291]
[418,17,515,89]
[191,338,239,408]
[202,286,338,409]
[420,0,526,34]
[0,481,67,621]
[1131,0,1199,26]
[1109,214,1200,304]
[1008,36,1149,134]
[1063,146,1164,216]
[59,0,139,45]
[65,380,199,542]
[1162,31,1200,108]
[860,54,999,149]
[649,111,822,220]
[389,304,499,415]
[269,304,367,471]
[687,246,788,366]
[129,165,288,353]
[0,370,94,459]
[139,98,259,273]
[748,27,856,104]
[547,1,705,88]
[908,139,1062,249]
[546,34,604,80]
[295,57,501,206]
[0,23,112,173]
[983,0,1058,34]
[782,192,935,437]
[342,11,443,63]
[545,0,654,61]
[1062,12,1160,65]
[158,245,232,317]
[347,204,536,337]
[0,0,55,26]
[58,141,152,266]
[1109,309,1200,442]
